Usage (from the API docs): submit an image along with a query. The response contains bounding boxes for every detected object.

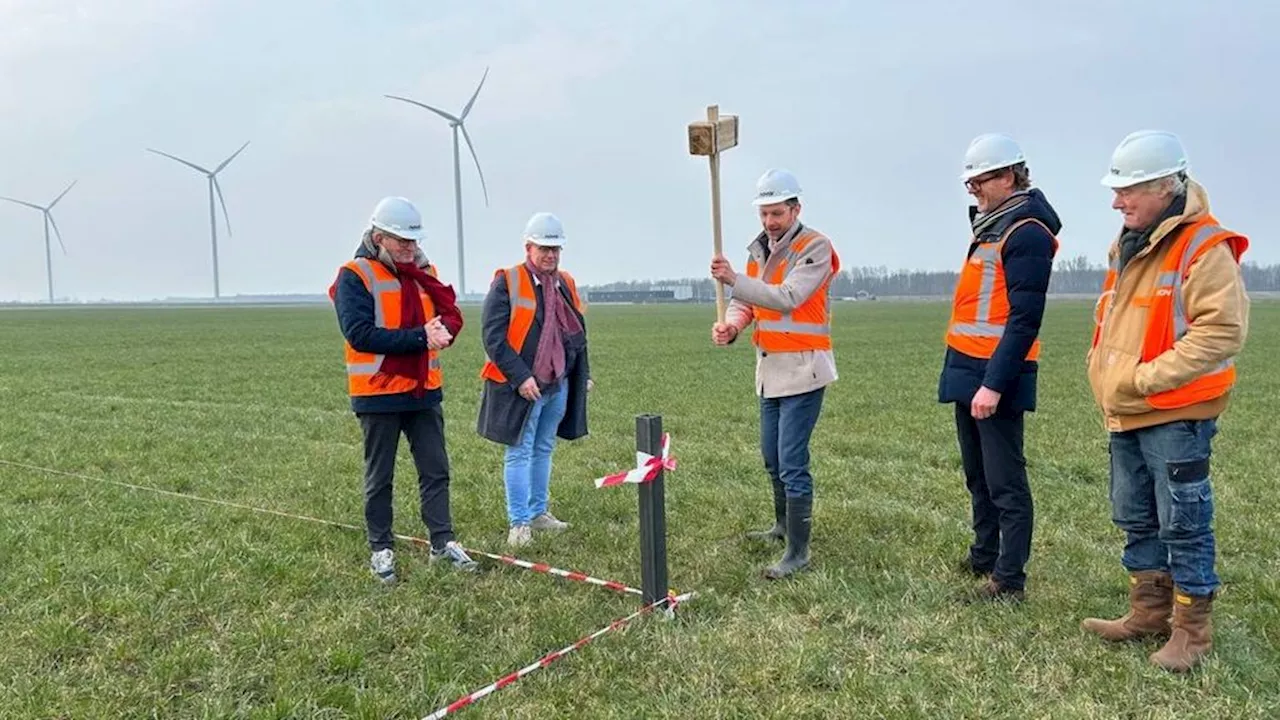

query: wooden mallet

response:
[687,104,739,323]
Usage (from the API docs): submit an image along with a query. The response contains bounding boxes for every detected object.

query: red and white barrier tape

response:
[462,547,644,596]
[422,590,695,720]
[594,433,676,488]
[0,459,639,596]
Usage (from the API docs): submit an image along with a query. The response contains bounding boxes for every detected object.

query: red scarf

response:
[376,262,464,396]
[526,260,583,386]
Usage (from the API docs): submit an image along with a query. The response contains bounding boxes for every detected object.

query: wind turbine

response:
[0,180,77,303]
[146,141,250,299]
[386,67,491,296]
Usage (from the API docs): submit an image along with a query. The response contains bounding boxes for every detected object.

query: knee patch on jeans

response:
[1166,457,1213,536]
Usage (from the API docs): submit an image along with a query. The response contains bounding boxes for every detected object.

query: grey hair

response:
[1135,173,1187,197]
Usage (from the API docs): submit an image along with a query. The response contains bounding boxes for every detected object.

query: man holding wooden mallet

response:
[691,109,841,578]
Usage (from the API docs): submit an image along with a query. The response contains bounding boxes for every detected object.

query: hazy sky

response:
[2,0,1276,301]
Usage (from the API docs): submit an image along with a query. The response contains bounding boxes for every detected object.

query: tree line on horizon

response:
[582,256,1280,298]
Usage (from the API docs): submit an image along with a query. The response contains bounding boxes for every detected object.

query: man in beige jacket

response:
[1082,130,1249,672]
[710,168,840,579]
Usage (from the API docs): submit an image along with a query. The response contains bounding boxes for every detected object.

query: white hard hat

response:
[1101,130,1188,188]
[370,196,424,241]
[752,169,802,206]
[960,133,1026,181]
[523,212,566,247]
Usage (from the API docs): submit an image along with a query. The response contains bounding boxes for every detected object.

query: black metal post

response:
[636,414,668,607]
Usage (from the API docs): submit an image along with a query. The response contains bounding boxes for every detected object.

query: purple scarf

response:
[526,260,583,386]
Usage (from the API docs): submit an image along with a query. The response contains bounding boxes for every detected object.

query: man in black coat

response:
[940,134,1059,602]
[331,196,478,583]
[477,212,592,548]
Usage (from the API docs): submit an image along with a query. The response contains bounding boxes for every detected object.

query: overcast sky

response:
[1,0,1276,301]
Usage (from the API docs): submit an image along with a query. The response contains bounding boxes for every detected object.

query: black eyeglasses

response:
[964,170,1008,192]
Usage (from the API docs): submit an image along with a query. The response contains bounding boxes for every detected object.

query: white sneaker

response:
[370,548,396,584]
[530,512,570,532]
[507,525,533,547]
[429,541,479,572]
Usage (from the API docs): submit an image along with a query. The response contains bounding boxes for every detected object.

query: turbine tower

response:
[1,181,77,303]
[386,67,490,296]
[146,141,250,299]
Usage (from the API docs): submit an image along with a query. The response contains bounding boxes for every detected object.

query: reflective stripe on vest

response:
[746,230,839,352]
[1091,215,1248,410]
[334,258,442,396]
[480,265,583,383]
[945,218,1059,360]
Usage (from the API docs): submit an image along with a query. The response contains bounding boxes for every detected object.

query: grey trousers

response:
[358,406,454,551]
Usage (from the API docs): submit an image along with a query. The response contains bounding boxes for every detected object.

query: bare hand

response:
[970,386,1001,420]
[518,377,541,402]
[586,378,595,393]
[710,255,738,286]
[711,322,738,346]
[425,324,452,350]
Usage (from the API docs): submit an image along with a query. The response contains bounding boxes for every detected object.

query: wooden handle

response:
[710,152,726,323]
[707,105,726,323]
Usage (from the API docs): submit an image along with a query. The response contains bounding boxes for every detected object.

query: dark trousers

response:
[358,406,454,552]
[954,403,1033,590]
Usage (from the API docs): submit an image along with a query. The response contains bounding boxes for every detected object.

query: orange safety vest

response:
[744,229,841,353]
[329,257,442,397]
[480,264,584,384]
[1091,215,1248,410]
[945,218,1060,361]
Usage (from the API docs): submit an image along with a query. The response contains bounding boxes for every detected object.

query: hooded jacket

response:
[1086,179,1249,431]
[938,188,1061,414]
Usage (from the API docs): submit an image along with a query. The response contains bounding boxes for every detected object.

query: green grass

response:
[1,300,1277,719]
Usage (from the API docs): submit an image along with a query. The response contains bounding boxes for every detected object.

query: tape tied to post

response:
[593,433,676,489]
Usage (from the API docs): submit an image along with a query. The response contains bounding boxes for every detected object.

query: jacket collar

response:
[1107,179,1212,262]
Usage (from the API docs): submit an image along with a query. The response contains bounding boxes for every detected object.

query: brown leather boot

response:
[1150,591,1214,672]
[1081,571,1173,641]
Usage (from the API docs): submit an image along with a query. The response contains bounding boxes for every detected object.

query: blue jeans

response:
[760,388,826,498]
[1109,419,1219,597]
[503,379,569,527]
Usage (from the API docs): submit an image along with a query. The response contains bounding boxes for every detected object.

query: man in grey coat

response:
[710,169,841,579]
[477,212,592,548]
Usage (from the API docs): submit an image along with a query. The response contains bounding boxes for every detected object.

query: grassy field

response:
[1,300,1277,719]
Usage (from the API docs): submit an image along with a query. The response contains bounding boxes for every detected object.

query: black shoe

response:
[764,496,811,580]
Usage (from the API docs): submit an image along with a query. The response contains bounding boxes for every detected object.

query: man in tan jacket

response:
[710,168,840,580]
[1082,130,1249,672]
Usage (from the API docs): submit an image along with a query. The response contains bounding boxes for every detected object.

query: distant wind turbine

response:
[386,67,491,295]
[146,141,250,299]
[1,180,77,303]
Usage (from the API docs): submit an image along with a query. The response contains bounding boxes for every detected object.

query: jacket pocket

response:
[1097,346,1153,416]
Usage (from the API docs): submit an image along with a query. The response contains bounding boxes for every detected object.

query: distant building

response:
[583,289,676,304]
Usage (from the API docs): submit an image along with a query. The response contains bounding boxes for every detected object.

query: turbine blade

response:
[214,141,250,174]
[213,178,233,237]
[48,213,68,254]
[0,196,45,211]
[460,123,490,207]
[460,66,489,120]
[385,94,459,123]
[146,148,212,174]
[49,180,77,208]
